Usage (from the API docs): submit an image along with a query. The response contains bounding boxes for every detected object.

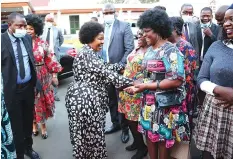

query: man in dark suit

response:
[180,3,201,62]
[198,7,219,64]
[101,3,134,143]
[1,12,40,159]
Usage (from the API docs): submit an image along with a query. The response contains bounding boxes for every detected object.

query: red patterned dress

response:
[33,37,62,123]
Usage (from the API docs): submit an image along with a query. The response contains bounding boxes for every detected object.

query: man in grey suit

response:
[41,14,64,101]
[102,3,134,144]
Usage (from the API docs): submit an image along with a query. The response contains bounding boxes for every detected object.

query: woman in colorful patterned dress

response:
[168,17,198,126]
[118,29,148,159]
[1,75,17,159]
[125,9,189,159]
[25,14,62,139]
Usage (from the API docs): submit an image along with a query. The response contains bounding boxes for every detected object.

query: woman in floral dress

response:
[65,22,133,159]
[1,74,17,159]
[118,29,148,159]
[25,14,62,139]
[125,9,189,159]
[168,17,198,125]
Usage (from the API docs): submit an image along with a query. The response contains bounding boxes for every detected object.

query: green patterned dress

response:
[1,75,17,159]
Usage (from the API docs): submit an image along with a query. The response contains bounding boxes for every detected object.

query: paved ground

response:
[32,77,201,159]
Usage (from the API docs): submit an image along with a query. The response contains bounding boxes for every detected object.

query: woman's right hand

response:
[213,86,233,107]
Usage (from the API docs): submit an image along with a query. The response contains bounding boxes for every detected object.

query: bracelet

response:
[156,80,160,89]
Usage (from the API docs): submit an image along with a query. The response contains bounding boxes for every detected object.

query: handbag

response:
[156,90,182,108]
[150,71,166,81]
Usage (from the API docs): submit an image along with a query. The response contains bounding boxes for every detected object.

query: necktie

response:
[103,24,111,62]
[46,28,50,44]
[184,24,189,42]
[16,38,25,79]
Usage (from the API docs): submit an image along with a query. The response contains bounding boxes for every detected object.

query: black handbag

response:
[156,90,182,108]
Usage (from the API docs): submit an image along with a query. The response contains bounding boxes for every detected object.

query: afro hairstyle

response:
[137,9,172,39]
[25,14,44,36]
[79,21,104,44]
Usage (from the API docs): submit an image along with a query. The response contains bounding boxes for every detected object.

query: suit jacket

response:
[104,19,134,66]
[1,32,37,110]
[41,26,64,60]
[185,22,201,59]
[196,23,219,60]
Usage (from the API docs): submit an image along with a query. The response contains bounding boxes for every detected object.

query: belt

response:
[16,80,31,89]
[144,71,166,81]
[35,63,44,66]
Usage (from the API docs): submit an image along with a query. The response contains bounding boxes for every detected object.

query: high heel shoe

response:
[33,123,39,136]
[41,132,48,139]
[33,131,39,136]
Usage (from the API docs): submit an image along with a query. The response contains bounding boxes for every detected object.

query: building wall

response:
[57,13,92,34]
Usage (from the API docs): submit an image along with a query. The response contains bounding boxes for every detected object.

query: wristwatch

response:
[156,80,160,89]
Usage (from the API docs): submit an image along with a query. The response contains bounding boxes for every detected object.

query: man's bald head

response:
[45,14,54,23]
[215,5,229,26]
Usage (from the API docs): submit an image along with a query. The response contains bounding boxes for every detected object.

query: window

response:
[69,15,79,34]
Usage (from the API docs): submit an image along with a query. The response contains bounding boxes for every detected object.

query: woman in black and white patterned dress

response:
[65,22,133,159]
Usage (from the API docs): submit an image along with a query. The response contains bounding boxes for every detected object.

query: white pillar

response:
[23,6,29,15]
[127,10,131,21]
[57,10,61,26]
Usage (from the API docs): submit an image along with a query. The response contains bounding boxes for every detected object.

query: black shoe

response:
[104,124,121,134]
[126,142,137,151]
[33,131,39,136]
[24,148,41,159]
[121,130,129,143]
[131,148,148,159]
[41,132,48,139]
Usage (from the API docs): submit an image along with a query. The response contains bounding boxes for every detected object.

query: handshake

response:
[124,80,147,94]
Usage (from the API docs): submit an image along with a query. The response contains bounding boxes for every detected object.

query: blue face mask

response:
[200,22,211,29]
[13,29,27,38]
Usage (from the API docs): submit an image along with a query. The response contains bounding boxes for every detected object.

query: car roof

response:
[61,44,75,48]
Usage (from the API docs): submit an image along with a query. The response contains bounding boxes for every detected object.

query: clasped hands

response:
[124,80,146,94]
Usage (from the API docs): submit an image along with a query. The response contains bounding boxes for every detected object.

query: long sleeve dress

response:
[65,44,133,159]
[33,37,62,123]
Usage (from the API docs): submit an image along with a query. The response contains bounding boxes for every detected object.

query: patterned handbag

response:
[156,90,182,108]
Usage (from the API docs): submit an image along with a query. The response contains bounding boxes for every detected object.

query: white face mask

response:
[104,15,115,24]
[182,15,193,23]
[45,22,53,28]
[13,29,27,38]
[200,22,211,29]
